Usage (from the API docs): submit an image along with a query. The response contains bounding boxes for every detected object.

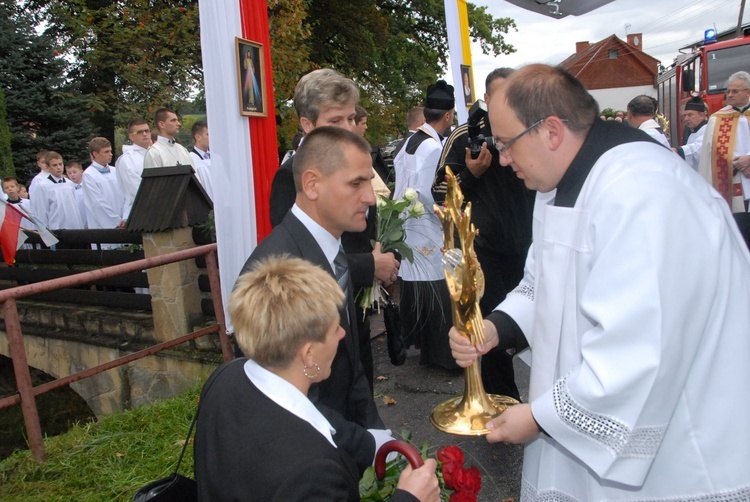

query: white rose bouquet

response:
[358,188,426,312]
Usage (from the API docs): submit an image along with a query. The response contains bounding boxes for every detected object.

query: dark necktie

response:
[332,246,351,321]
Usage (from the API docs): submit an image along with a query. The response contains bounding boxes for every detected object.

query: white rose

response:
[410,201,425,217]
[376,196,387,209]
[403,187,417,201]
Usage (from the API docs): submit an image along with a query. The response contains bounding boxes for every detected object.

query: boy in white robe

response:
[2,177,35,231]
[83,137,126,229]
[34,152,83,230]
[449,64,750,500]
[65,162,87,228]
[189,119,213,201]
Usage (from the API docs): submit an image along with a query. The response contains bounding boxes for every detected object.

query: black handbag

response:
[382,291,406,366]
[132,411,198,502]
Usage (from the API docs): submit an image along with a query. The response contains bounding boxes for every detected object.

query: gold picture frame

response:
[236,37,267,117]
[460,65,474,106]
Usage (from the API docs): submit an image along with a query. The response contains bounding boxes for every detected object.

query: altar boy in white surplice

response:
[449,64,750,500]
[83,137,127,230]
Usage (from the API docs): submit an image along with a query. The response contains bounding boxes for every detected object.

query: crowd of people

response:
[3,109,212,235]
[192,62,750,501]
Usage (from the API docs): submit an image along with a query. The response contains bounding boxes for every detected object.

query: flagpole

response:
[444,0,473,125]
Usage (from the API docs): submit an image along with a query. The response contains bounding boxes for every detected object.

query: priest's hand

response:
[372,242,400,286]
[734,155,750,176]
[448,319,499,367]
[485,404,540,444]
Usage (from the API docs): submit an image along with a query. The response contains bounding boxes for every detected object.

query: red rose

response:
[437,445,464,466]
[454,465,482,494]
[449,491,477,502]
[441,458,458,490]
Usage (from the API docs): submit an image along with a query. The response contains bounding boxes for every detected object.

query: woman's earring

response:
[303,362,321,380]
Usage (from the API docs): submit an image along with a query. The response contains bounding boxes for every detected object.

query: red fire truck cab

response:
[657,27,750,148]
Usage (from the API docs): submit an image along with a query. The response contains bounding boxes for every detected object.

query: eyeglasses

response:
[496,119,544,156]
[496,117,568,156]
[131,129,150,135]
[726,88,749,95]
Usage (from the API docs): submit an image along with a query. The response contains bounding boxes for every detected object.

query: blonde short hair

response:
[229,255,344,368]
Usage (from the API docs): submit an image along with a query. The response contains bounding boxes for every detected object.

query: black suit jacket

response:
[268,155,376,287]
[196,358,361,501]
[239,212,384,474]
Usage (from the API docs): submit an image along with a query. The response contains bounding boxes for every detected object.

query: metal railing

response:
[0,243,233,463]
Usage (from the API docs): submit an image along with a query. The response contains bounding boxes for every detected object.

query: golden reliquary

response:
[431,166,518,435]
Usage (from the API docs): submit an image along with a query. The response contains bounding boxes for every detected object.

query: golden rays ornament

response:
[431,167,518,435]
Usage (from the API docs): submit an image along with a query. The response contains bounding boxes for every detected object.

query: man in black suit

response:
[269,68,399,389]
[239,126,392,475]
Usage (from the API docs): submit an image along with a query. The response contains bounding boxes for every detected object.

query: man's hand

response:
[372,242,400,286]
[486,403,541,444]
[448,319,499,367]
[734,155,750,176]
[117,220,127,228]
[464,143,492,177]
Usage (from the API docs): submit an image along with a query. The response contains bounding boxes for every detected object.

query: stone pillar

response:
[142,227,202,344]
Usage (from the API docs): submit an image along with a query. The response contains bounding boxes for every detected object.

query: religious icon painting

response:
[460,65,474,106]
[235,37,267,117]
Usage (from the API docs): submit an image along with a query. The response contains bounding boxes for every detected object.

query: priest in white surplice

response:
[626,94,670,148]
[143,108,198,179]
[673,95,708,171]
[115,118,152,218]
[449,65,750,500]
[698,71,750,213]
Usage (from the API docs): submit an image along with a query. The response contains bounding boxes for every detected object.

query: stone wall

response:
[0,330,216,417]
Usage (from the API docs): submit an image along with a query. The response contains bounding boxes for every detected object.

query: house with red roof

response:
[560,33,661,111]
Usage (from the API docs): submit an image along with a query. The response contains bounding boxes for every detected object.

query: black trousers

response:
[400,280,458,370]
[354,304,374,393]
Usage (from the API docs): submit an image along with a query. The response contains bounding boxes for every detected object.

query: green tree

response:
[0,1,94,182]
[270,0,516,148]
[26,0,202,143]
[0,88,14,179]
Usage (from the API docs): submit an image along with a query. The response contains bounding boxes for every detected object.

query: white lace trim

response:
[521,478,577,502]
[552,376,665,458]
[511,284,534,302]
[631,486,750,502]
[522,478,750,502]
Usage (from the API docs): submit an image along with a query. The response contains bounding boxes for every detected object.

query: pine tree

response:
[0,88,14,179]
[0,1,94,183]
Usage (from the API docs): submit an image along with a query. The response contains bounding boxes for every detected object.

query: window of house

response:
[609,49,618,59]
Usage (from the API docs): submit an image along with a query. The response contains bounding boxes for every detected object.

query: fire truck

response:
[656,27,750,147]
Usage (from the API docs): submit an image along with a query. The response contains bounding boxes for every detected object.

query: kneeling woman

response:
[195,256,439,501]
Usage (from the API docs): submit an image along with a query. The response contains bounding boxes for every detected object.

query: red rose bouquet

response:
[437,445,482,501]
[359,433,482,501]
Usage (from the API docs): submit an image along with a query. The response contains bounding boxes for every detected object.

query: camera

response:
[467,99,496,159]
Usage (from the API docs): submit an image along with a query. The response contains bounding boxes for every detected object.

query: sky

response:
[448,0,749,89]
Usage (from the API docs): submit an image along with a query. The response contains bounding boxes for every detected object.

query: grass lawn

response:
[0,384,201,501]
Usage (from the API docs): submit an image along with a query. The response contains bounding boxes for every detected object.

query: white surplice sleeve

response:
[697,116,716,184]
